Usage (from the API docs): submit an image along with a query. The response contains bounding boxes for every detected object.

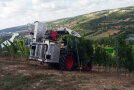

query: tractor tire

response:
[59,53,77,71]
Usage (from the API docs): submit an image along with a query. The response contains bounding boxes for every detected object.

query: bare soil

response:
[0,57,134,90]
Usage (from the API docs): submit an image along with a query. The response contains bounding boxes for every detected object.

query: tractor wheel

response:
[59,53,76,71]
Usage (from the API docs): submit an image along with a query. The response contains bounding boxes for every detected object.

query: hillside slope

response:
[50,6,134,37]
[0,25,28,33]
[1,6,134,38]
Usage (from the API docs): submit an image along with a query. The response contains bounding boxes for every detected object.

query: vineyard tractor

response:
[28,21,81,70]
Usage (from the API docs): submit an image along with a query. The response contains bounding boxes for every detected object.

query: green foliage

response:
[78,38,94,65]
[2,42,12,56]
[61,33,134,72]
[1,39,29,58]
[82,33,134,72]
[113,34,134,71]
[93,45,109,67]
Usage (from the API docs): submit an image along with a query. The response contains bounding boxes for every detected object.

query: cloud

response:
[0,0,134,29]
[0,0,30,18]
[74,0,90,7]
[32,0,55,11]
[32,0,73,12]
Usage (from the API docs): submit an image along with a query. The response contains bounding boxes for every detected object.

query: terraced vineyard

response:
[49,6,134,38]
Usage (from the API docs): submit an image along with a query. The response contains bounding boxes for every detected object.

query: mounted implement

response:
[28,21,81,70]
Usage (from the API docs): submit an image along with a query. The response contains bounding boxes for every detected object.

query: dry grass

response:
[0,57,134,90]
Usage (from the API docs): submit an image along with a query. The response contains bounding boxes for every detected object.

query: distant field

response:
[128,34,134,37]
[95,30,120,38]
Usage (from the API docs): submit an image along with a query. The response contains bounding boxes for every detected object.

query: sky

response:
[0,0,134,30]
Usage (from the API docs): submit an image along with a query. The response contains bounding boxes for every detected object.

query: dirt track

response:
[0,58,134,90]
